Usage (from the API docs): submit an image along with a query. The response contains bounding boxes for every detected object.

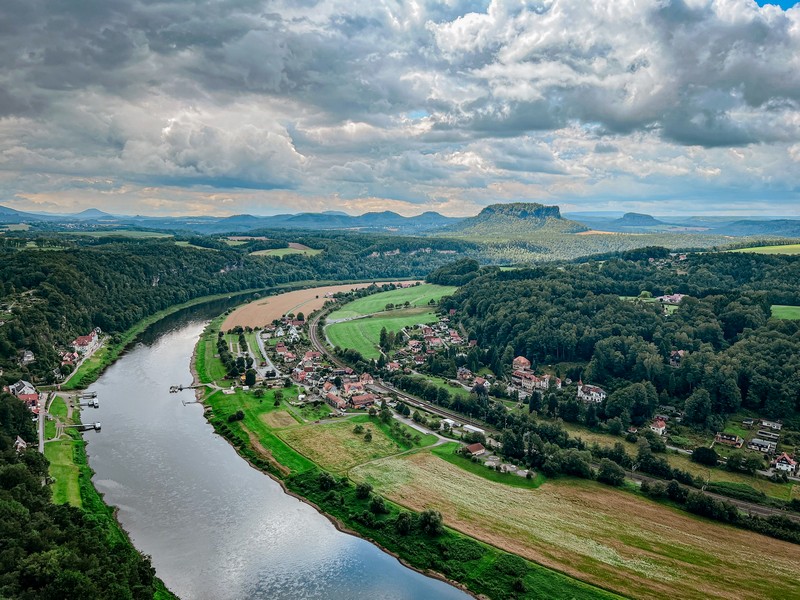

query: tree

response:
[597,458,626,486]
[418,509,444,536]
[379,405,392,424]
[356,482,373,499]
[318,471,336,491]
[244,369,256,387]
[364,430,373,442]
[353,424,364,434]
[395,512,413,535]
[691,446,719,466]
[684,389,712,427]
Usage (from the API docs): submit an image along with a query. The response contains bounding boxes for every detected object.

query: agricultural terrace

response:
[326,283,457,320]
[352,450,800,600]
[221,282,416,329]
[772,305,800,320]
[327,307,437,359]
[729,243,800,255]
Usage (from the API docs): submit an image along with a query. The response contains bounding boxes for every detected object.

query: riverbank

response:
[43,394,178,600]
[191,295,620,600]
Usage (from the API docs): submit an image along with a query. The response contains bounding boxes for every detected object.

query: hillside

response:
[434,202,588,240]
[612,212,664,227]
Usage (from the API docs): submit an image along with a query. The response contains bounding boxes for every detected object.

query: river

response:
[82,302,470,600]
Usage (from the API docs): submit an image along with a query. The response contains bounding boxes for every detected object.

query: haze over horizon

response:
[2,0,800,218]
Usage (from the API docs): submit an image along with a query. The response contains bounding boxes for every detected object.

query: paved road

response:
[37,393,46,453]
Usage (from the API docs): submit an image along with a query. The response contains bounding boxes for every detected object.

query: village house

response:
[714,432,744,448]
[512,356,531,371]
[71,330,99,354]
[304,350,322,363]
[772,453,798,474]
[386,361,401,372]
[669,350,686,368]
[14,436,27,452]
[359,373,374,385]
[457,367,473,381]
[462,424,484,436]
[325,392,346,410]
[349,393,377,409]
[465,442,486,456]
[760,420,783,431]
[342,382,365,397]
[577,381,607,403]
[275,343,287,355]
[650,418,667,436]
[657,293,687,304]
[748,438,777,454]
[413,355,426,366]
[20,350,35,365]
[473,376,488,391]
[283,352,296,363]
[9,380,36,397]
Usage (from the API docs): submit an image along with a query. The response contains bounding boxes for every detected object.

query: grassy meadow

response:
[251,246,322,257]
[326,283,456,320]
[327,307,437,359]
[730,243,800,255]
[771,304,800,320]
[351,450,800,600]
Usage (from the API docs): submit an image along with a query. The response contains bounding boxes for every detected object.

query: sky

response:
[1,0,800,218]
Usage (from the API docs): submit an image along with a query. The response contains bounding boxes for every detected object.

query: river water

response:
[83,303,470,600]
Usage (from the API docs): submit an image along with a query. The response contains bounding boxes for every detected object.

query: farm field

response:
[278,416,406,473]
[221,283,387,329]
[327,307,437,359]
[352,451,800,600]
[729,243,800,255]
[772,304,800,319]
[175,240,217,251]
[326,283,456,320]
[251,243,322,257]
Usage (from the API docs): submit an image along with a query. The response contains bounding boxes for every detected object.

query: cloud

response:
[0,0,798,215]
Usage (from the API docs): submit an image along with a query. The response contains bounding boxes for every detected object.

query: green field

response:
[730,243,800,255]
[326,283,457,320]
[251,247,322,257]
[327,307,437,359]
[772,305,800,320]
[175,240,217,251]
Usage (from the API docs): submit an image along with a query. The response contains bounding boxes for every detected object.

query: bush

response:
[318,471,336,491]
[369,496,389,515]
[353,424,364,434]
[227,410,245,423]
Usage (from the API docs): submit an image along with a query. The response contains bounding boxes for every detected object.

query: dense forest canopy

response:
[440,251,800,423]
[0,393,158,599]
[0,233,472,384]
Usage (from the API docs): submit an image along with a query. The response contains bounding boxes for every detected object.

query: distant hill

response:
[712,219,800,237]
[435,202,587,239]
[612,212,665,227]
[72,208,115,220]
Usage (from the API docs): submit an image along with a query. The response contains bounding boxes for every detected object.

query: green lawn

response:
[175,241,218,251]
[45,439,82,507]
[431,442,546,489]
[327,283,457,320]
[205,388,316,474]
[327,308,437,359]
[729,243,800,255]
[772,305,800,320]
[195,317,231,383]
[245,332,265,361]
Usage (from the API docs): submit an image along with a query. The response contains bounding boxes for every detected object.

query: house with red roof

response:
[350,393,377,409]
[773,453,797,474]
[650,418,667,436]
[71,330,99,354]
[512,356,531,371]
[465,442,486,456]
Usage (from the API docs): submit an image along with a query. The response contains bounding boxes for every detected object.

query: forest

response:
[0,233,468,385]
[436,251,800,424]
[0,392,159,599]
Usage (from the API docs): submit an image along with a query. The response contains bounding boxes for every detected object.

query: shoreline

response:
[188,320,481,599]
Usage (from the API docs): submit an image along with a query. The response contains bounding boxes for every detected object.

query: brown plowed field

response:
[221,282,418,329]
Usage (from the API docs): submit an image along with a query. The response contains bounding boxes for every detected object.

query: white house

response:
[773,453,797,474]
[462,424,485,435]
[650,418,667,436]
[577,381,607,403]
